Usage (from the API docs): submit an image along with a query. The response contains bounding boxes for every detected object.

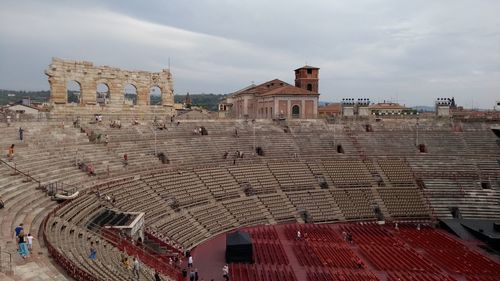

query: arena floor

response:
[190,223,500,281]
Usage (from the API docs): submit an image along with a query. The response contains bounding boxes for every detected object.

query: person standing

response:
[19,127,24,141]
[187,255,193,268]
[132,257,140,280]
[222,264,229,281]
[7,144,15,160]
[154,269,161,281]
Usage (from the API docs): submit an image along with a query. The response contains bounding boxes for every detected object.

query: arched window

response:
[307,83,313,91]
[96,83,110,105]
[292,105,300,118]
[149,86,162,105]
[67,80,81,104]
[124,84,138,105]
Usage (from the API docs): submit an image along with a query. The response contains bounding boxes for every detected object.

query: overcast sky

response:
[1,0,499,108]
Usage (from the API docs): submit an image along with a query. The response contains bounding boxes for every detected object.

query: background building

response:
[220,66,320,119]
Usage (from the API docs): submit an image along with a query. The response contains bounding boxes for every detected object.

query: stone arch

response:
[96,82,110,105]
[149,86,162,106]
[292,105,300,118]
[124,83,138,105]
[66,80,81,104]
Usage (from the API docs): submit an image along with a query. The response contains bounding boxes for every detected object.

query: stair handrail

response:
[0,158,41,189]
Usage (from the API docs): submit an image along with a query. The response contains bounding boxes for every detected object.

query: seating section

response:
[268,161,318,191]
[229,163,279,195]
[286,190,343,222]
[195,167,241,200]
[144,170,212,208]
[331,188,377,220]
[258,193,298,223]
[422,179,500,219]
[321,159,373,188]
[376,188,430,218]
[222,197,269,227]
[1,118,499,281]
[188,202,236,235]
[377,159,415,186]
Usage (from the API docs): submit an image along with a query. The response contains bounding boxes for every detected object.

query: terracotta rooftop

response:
[294,65,320,71]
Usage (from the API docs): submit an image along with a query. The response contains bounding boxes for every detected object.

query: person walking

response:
[88,242,97,260]
[14,223,23,238]
[18,231,29,259]
[27,233,35,251]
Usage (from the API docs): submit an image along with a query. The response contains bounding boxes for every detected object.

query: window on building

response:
[307,84,313,91]
[307,69,312,74]
[292,105,300,118]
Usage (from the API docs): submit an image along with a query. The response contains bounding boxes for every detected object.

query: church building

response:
[219,66,320,119]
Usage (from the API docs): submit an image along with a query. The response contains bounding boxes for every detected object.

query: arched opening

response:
[418,144,427,153]
[124,84,138,105]
[307,83,313,91]
[66,80,81,104]
[292,105,300,119]
[149,86,162,105]
[336,144,344,154]
[96,83,110,106]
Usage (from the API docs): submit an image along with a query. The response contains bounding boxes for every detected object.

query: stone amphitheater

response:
[1,113,499,280]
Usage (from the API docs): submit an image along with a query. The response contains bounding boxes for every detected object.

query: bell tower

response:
[294,65,319,93]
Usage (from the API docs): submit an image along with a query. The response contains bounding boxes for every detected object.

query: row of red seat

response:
[246,226,279,241]
[293,243,324,267]
[285,224,342,242]
[229,264,297,281]
[425,248,500,275]
[253,241,289,265]
[340,224,402,246]
[359,244,439,273]
[310,242,360,269]
[398,225,465,250]
[466,275,500,281]
[386,271,457,281]
[306,268,379,281]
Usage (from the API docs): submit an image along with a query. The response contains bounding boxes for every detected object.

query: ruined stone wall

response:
[45,57,174,115]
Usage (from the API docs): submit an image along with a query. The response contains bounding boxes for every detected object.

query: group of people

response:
[14,223,34,259]
[342,231,354,244]
[110,119,122,129]
[77,160,96,176]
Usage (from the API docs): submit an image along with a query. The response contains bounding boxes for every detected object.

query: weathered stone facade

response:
[220,66,320,119]
[45,57,174,116]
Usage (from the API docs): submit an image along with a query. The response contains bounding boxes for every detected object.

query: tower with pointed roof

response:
[294,65,319,93]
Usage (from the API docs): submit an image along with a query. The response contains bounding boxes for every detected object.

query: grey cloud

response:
[0,0,499,108]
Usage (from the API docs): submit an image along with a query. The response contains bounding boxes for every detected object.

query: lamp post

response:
[151,127,157,156]
[415,116,419,147]
[252,120,256,155]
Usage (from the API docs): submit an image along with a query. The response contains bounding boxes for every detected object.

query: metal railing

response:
[0,247,13,274]
[0,159,42,189]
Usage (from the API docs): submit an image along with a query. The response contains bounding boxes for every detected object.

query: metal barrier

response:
[0,159,42,189]
[0,248,13,274]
